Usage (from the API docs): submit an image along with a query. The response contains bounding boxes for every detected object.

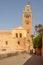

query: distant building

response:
[0,3,33,53]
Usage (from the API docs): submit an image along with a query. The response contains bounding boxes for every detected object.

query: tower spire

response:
[28,1,30,4]
[27,1,30,5]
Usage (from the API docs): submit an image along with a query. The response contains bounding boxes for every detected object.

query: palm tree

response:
[35,25,38,34]
[35,24,43,34]
[31,34,34,40]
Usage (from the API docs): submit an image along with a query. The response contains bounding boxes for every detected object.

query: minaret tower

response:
[22,3,33,52]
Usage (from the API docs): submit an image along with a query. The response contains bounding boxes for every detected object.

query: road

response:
[0,53,31,65]
[23,54,43,65]
[0,53,43,65]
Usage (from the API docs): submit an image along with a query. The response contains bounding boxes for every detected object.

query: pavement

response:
[0,53,43,65]
[0,53,32,65]
[23,54,43,65]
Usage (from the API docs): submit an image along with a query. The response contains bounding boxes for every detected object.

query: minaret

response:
[22,3,33,52]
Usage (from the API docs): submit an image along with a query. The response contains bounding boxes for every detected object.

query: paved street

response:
[0,53,43,65]
[0,53,31,65]
[23,54,43,65]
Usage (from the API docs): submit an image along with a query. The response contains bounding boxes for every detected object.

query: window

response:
[6,41,8,45]
[25,20,29,24]
[26,15,29,18]
[18,41,20,45]
[28,40,30,42]
[16,33,18,37]
[2,49,6,51]
[19,33,22,38]
[25,14,31,18]
[27,30,29,33]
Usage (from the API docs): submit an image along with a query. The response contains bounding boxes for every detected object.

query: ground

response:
[0,53,43,65]
[23,54,43,65]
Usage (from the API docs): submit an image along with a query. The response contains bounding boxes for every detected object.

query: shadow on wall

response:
[23,55,43,65]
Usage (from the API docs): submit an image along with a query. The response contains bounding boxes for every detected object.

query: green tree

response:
[33,33,42,48]
[31,34,34,40]
[35,24,43,34]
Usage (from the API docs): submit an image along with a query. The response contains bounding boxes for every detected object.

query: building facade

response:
[0,3,33,53]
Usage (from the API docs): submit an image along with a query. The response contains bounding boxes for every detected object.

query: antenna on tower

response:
[28,1,30,4]
[27,0,30,5]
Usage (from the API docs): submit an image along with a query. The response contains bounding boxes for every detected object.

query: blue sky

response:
[0,0,43,34]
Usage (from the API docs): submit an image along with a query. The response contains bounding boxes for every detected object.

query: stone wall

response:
[0,31,26,53]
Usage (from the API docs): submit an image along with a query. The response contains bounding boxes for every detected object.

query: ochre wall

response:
[0,30,26,52]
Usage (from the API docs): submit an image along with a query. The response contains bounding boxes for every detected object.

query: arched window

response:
[18,41,20,45]
[25,20,29,24]
[19,33,22,38]
[28,40,30,42]
[16,33,18,37]
[27,30,29,33]
[6,41,8,45]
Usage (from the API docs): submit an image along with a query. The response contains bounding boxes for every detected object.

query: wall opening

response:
[18,41,20,45]
[19,33,22,38]
[6,41,8,45]
[16,33,18,37]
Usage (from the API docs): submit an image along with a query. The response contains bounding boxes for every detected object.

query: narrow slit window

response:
[16,33,18,37]
[20,33,22,38]
[18,41,20,45]
[6,41,8,45]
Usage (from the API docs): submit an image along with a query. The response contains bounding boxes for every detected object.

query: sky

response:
[0,0,43,34]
